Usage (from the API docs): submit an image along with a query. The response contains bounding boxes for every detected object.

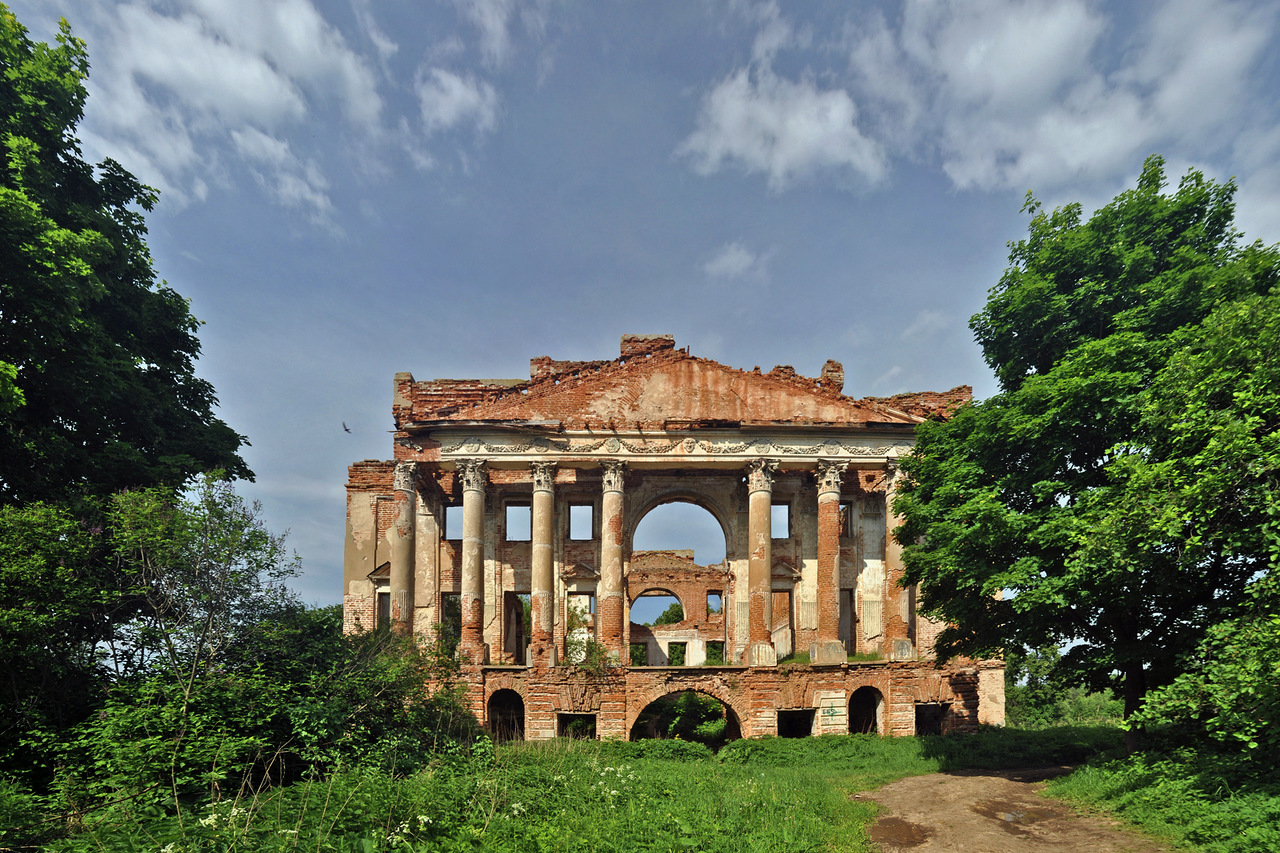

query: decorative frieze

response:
[438,434,910,462]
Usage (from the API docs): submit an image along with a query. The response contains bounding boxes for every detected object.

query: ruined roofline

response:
[393,333,965,427]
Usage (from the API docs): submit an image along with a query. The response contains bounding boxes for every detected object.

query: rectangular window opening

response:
[438,593,461,656]
[569,503,594,540]
[771,502,790,539]
[915,702,951,736]
[667,642,687,666]
[839,501,854,537]
[705,641,725,665]
[629,643,648,667]
[444,505,463,540]
[707,591,723,615]
[558,713,597,739]
[505,503,531,542]
[777,709,815,738]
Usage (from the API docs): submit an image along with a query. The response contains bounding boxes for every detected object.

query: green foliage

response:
[650,601,684,625]
[632,691,729,749]
[0,501,115,778]
[1049,751,1280,853]
[105,474,300,682]
[1133,572,1280,766]
[896,156,1280,718]
[1003,645,1122,728]
[0,7,249,504]
[58,608,480,810]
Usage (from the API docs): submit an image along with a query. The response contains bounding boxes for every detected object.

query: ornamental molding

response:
[530,461,557,492]
[601,460,625,493]
[746,458,779,493]
[393,461,418,493]
[456,458,487,492]
[437,433,909,461]
[816,459,849,495]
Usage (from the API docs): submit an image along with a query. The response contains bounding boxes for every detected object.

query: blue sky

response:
[10,0,1280,606]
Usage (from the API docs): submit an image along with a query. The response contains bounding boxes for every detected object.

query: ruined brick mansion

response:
[343,335,1004,740]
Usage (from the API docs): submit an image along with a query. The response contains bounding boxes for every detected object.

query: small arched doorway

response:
[488,689,525,742]
[849,686,884,734]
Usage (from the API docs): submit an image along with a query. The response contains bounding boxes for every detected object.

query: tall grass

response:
[26,727,1130,853]
[1049,750,1280,853]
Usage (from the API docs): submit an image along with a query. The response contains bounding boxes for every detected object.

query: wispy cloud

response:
[416,68,500,136]
[702,241,773,282]
[842,0,1277,192]
[73,0,381,212]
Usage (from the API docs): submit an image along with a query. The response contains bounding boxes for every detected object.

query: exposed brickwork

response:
[344,335,1004,740]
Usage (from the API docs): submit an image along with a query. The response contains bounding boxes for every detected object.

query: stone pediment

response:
[561,562,599,581]
[395,335,970,432]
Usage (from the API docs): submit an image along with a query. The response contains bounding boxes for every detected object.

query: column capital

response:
[601,460,625,493]
[816,459,848,496]
[746,458,779,494]
[457,458,487,492]
[393,460,418,493]
[531,461,557,493]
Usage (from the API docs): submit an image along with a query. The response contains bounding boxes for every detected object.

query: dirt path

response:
[863,767,1172,853]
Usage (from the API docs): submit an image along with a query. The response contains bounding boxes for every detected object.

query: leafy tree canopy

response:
[896,156,1280,719]
[651,601,684,626]
[0,7,248,503]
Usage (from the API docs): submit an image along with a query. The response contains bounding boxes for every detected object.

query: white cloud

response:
[62,0,382,216]
[453,0,552,69]
[900,309,952,340]
[458,0,517,68]
[231,128,334,224]
[416,68,500,136]
[840,0,1278,193]
[702,241,772,282]
[680,65,887,190]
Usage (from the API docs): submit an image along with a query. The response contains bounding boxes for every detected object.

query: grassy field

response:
[24,727,1128,853]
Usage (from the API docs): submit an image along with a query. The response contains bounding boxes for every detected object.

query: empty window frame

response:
[569,503,594,540]
[505,503,531,541]
[444,505,463,540]
[771,502,790,539]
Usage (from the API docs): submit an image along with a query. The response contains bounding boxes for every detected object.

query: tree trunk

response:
[1123,660,1147,755]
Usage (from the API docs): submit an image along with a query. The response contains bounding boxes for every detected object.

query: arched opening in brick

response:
[849,686,884,734]
[629,500,729,665]
[629,690,741,749]
[487,689,525,742]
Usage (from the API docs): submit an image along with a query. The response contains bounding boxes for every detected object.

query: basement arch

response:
[849,685,884,734]
[487,688,525,742]
[628,688,743,744]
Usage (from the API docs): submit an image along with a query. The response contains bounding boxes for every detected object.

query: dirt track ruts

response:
[862,767,1172,853]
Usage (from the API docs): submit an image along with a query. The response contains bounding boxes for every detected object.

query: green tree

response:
[0,6,249,504]
[650,601,684,626]
[895,157,1280,731]
[0,500,117,777]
